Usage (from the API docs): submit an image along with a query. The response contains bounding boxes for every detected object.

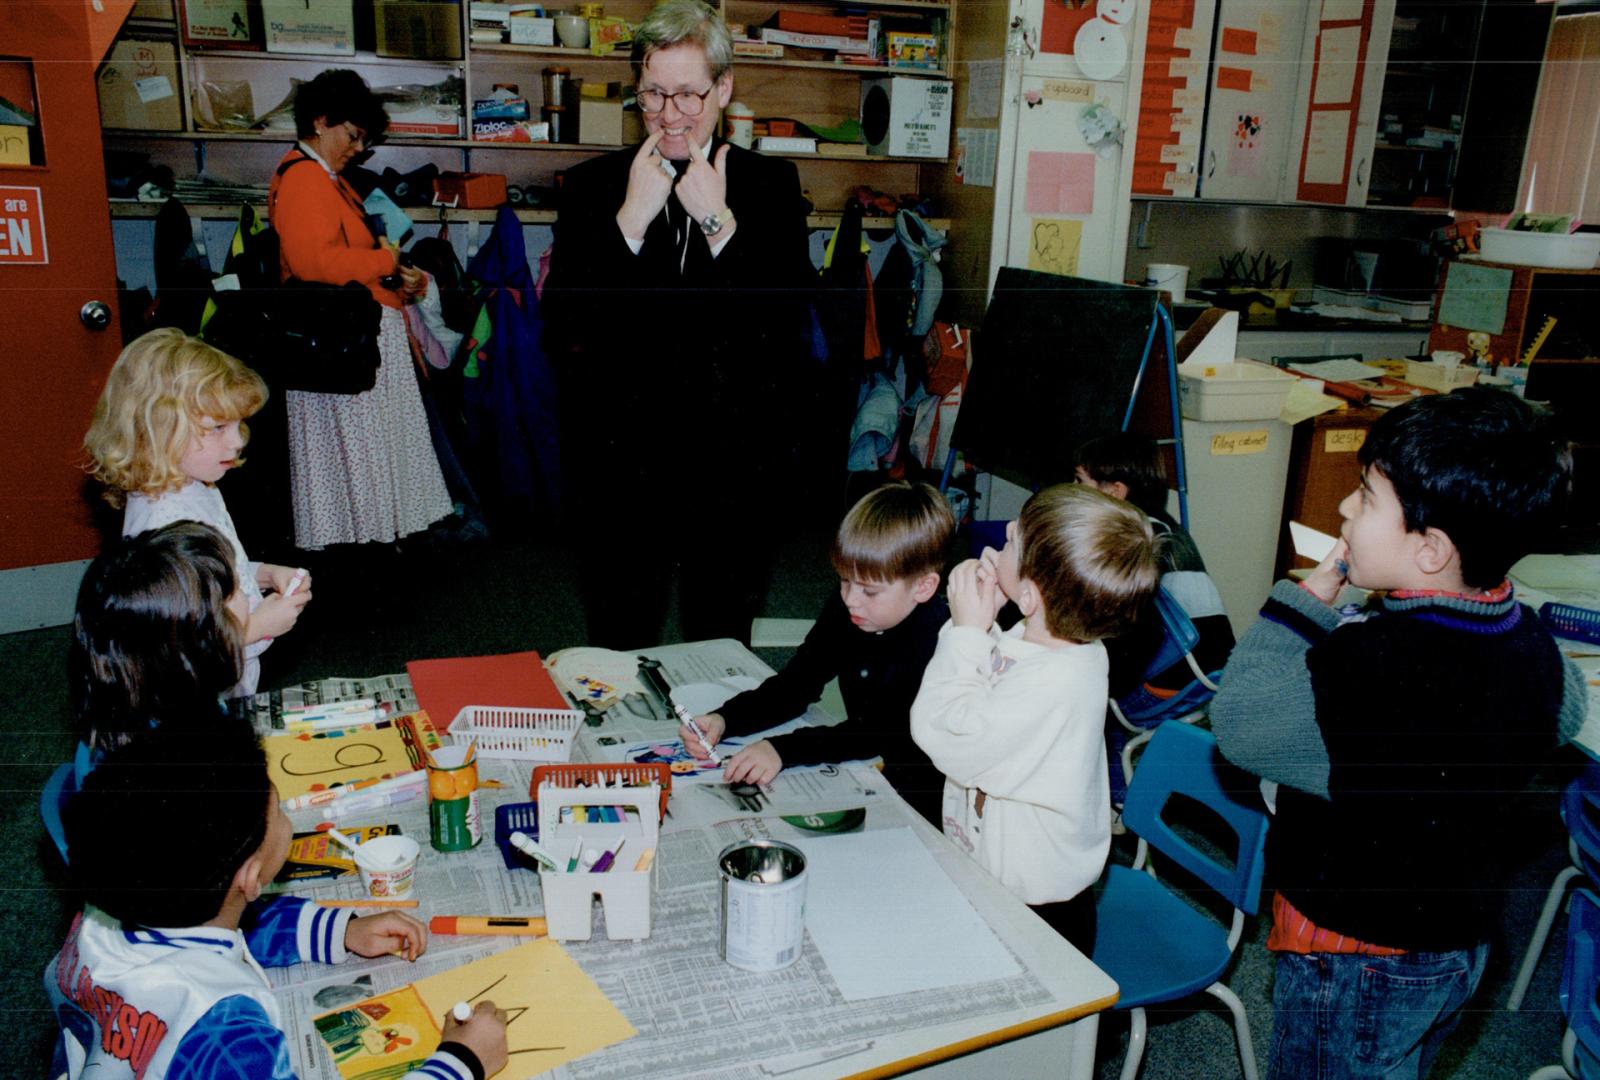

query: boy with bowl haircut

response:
[47,719,508,1080]
[912,484,1161,951]
[681,481,955,824]
[1210,387,1588,1078]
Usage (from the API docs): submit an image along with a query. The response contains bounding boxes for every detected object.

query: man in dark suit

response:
[544,0,814,650]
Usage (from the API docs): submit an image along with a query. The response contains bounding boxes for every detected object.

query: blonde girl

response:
[84,328,311,697]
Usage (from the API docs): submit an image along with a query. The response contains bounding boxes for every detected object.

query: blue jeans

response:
[1267,943,1489,1080]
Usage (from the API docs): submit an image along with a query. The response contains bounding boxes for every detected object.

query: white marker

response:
[673,702,723,766]
[283,568,308,598]
[452,1001,473,1023]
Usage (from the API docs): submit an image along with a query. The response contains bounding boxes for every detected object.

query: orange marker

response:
[429,915,548,937]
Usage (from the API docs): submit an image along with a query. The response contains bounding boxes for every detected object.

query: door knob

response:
[79,300,112,331]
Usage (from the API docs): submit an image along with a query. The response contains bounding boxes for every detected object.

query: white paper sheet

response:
[1302,110,1351,185]
[966,58,1002,120]
[1312,25,1362,104]
[797,827,1021,1001]
[1287,358,1386,381]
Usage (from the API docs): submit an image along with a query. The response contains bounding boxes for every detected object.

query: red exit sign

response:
[0,185,47,264]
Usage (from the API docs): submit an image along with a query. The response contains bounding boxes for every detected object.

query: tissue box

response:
[860,76,952,158]
[1404,361,1479,392]
[509,12,555,44]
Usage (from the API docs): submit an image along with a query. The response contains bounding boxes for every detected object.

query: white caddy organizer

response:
[535,764,666,941]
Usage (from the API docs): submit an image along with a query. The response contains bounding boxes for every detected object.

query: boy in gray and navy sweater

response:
[1210,387,1588,1080]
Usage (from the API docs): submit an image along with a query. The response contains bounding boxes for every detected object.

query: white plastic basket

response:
[447,705,583,761]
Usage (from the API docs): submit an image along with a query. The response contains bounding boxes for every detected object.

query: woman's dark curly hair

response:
[292,68,389,143]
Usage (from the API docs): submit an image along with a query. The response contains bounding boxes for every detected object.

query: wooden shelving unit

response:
[102,0,956,218]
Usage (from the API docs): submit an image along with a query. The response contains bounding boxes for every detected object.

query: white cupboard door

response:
[1004,76,1129,284]
[1288,0,1397,205]
[1198,0,1310,201]
[1131,0,1218,198]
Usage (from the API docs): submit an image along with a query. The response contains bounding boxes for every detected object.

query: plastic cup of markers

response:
[357,836,421,898]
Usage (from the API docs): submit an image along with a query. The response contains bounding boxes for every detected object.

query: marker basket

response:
[535,763,665,941]
[1541,602,1600,646]
[447,705,583,761]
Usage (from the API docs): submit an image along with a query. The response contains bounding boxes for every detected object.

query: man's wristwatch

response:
[699,207,735,237]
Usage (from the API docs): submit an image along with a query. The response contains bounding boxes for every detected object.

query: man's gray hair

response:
[632,0,734,81]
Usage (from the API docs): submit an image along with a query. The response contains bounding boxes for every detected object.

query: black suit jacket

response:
[543,141,814,492]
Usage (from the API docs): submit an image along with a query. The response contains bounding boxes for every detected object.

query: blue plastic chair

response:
[1511,765,1600,1011]
[40,741,93,863]
[1528,887,1600,1080]
[1109,585,1223,787]
[1092,721,1270,1080]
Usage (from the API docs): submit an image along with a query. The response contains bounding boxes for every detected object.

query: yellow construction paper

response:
[315,942,635,1079]
[265,715,432,801]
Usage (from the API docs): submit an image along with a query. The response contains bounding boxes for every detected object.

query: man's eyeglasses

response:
[636,86,716,116]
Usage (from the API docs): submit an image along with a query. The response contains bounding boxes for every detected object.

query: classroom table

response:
[266,639,1120,1080]
[1509,555,1600,759]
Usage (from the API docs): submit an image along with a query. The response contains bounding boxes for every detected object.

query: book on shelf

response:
[760,26,875,54]
[756,135,817,153]
[816,142,868,158]
[775,10,871,38]
[733,39,785,57]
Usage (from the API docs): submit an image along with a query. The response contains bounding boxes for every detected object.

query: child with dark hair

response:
[46,718,507,1080]
[70,521,245,756]
[1211,387,1588,1078]
[680,481,955,824]
[912,484,1161,951]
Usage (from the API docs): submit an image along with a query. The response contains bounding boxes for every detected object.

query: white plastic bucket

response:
[718,840,807,971]
[1144,263,1189,303]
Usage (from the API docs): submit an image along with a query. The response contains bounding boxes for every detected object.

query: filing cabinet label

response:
[1210,430,1270,456]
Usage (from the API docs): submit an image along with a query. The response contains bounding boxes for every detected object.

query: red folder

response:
[406,651,567,729]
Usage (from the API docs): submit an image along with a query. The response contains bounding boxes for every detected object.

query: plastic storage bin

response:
[1177,360,1297,421]
[448,706,582,761]
[1479,228,1600,270]
[1404,361,1479,392]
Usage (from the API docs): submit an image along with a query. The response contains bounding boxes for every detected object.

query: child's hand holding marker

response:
[441,1000,510,1077]
[1302,535,1351,606]
[677,709,726,763]
[344,911,429,962]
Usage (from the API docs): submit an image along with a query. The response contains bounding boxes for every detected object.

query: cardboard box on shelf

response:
[97,39,184,131]
[434,172,509,208]
[577,92,622,146]
[262,0,355,55]
[180,0,256,48]
[860,76,951,158]
[375,0,464,59]
[131,0,177,20]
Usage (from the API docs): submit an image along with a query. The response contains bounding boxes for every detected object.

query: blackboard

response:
[952,268,1161,487]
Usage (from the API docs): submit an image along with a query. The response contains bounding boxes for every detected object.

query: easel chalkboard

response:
[950,268,1187,524]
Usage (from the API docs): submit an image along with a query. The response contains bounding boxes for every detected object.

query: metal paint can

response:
[718,839,807,971]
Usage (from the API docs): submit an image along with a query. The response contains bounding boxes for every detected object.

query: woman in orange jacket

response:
[267,69,453,550]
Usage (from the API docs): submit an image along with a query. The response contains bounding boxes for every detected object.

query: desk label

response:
[1324,428,1367,453]
[1210,430,1270,456]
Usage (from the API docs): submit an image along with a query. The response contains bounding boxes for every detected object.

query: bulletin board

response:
[952,268,1161,487]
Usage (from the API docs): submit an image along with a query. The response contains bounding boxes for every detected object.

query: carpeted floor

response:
[1,523,1584,1077]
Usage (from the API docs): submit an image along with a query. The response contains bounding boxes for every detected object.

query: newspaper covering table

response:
[268,640,1117,1079]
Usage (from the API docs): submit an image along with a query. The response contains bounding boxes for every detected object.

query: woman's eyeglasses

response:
[636,86,716,116]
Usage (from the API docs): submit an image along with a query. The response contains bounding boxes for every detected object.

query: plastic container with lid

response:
[1479,228,1600,269]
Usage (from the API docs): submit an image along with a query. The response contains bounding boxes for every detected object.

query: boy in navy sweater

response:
[681,481,954,824]
[1211,388,1588,1079]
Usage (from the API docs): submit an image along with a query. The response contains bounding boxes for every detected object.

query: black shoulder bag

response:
[204,153,383,395]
